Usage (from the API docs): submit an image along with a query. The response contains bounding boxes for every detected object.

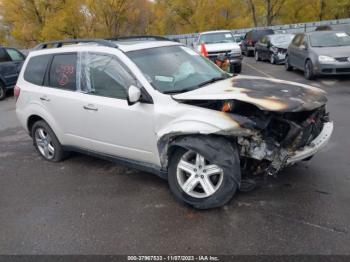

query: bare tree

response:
[265,0,286,26]
[247,0,258,27]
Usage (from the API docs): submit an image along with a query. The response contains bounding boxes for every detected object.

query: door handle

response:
[40,96,50,102]
[83,104,98,111]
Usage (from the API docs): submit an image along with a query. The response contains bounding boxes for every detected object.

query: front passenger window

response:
[79,52,136,99]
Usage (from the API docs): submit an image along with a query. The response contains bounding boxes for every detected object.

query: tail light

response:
[14,85,21,101]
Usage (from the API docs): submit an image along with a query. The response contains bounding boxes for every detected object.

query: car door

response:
[77,51,159,165]
[5,48,25,78]
[260,37,268,59]
[288,34,302,67]
[293,34,308,69]
[39,52,91,148]
[0,48,19,86]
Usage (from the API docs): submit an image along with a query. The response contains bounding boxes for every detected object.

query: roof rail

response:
[34,39,118,50]
[107,35,170,41]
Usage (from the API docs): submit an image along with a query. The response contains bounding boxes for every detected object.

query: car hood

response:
[312,45,350,57]
[198,42,240,52]
[173,75,327,112]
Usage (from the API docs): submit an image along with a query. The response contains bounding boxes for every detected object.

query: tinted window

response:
[79,52,134,99]
[49,54,77,90]
[6,48,25,61]
[0,48,11,62]
[24,54,51,86]
[253,30,274,41]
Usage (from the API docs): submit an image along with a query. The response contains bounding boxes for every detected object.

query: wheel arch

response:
[27,115,45,135]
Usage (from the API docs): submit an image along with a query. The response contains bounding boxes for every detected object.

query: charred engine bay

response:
[183,99,329,175]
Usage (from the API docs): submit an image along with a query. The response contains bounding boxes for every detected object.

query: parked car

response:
[285,31,350,79]
[16,39,333,209]
[0,46,25,100]
[316,24,350,34]
[255,34,295,64]
[193,30,242,73]
[241,29,274,56]
[233,33,245,44]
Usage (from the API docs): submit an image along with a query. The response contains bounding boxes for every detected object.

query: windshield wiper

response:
[163,88,195,94]
[198,76,228,87]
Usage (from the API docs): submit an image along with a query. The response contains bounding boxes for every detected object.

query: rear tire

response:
[0,83,6,101]
[31,120,67,162]
[168,137,240,209]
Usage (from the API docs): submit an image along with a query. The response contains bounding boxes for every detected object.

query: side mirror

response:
[299,44,307,50]
[127,85,141,106]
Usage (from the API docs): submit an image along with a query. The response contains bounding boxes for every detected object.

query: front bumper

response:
[272,52,287,64]
[316,62,350,75]
[287,122,333,164]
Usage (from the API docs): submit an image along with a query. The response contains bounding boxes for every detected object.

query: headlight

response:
[230,50,241,57]
[319,55,336,63]
[271,46,278,54]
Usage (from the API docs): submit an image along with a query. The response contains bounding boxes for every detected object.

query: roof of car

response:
[200,30,232,35]
[29,40,181,56]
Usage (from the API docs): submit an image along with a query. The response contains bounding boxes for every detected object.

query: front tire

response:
[304,60,316,80]
[168,137,240,209]
[32,120,66,162]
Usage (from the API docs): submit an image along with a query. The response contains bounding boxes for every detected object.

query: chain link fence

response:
[166,18,350,46]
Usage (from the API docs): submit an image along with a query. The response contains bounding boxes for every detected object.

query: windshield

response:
[199,32,236,44]
[270,34,294,47]
[310,32,350,47]
[127,45,229,94]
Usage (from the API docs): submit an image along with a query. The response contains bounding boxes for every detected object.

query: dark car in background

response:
[0,46,25,100]
[255,34,295,64]
[241,29,274,56]
[285,31,350,80]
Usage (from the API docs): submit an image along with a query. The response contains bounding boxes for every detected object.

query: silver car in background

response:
[285,31,350,79]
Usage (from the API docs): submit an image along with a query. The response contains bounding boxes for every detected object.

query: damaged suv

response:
[16,39,333,209]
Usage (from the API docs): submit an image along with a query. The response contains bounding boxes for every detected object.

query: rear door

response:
[39,52,91,148]
[0,48,19,86]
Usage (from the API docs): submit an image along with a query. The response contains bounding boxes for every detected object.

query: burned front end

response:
[173,76,333,176]
[182,98,333,176]
[235,104,332,176]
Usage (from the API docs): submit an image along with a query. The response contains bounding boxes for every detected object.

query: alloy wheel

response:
[176,151,223,198]
[35,127,55,160]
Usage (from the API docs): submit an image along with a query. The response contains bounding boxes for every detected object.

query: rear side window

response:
[49,54,77,91]
[6,48,25,61]
[24,54,51,86]
[0,48,11,62]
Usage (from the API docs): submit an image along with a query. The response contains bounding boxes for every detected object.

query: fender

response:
[156,111,253,169]
[22,101,65,144]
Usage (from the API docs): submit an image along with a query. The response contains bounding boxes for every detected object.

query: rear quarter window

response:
[24,54,51,86]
